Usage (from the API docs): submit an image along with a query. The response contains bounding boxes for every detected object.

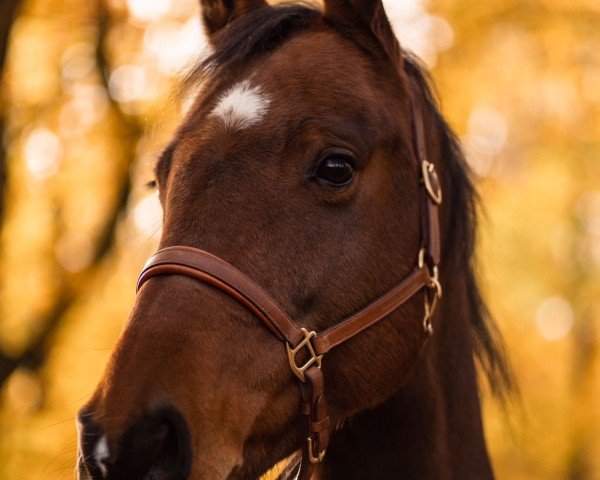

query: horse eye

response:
[315,156,355,186]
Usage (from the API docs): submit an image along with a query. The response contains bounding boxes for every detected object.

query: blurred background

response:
[0,0,598,478]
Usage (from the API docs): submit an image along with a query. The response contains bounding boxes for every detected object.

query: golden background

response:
[0,0,598,478]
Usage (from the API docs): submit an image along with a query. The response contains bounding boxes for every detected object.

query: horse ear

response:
[323,0,402,69]
[199,0,267,37]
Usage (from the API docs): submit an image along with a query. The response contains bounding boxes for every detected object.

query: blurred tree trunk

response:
[0,0,24,225]
[0,0,141,391]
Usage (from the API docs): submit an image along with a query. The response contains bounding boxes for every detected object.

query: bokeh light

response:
[144,18,205,75]
[535,296,575,341]
[133,192,163,237]
[22,128,63,180]
[384,0,454,66]
[126,0,174,23]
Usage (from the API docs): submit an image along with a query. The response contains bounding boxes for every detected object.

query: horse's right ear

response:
[199,0,267,37]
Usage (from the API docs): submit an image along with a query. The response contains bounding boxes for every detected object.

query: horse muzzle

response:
[76,406,192,480]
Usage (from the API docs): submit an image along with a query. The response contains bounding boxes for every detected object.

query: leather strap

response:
[136,245,432,479]
[312,265,430,354]
[138,248,433,355]
[137,247,305,347]
[409,76,441,266]
[297,367,329,480]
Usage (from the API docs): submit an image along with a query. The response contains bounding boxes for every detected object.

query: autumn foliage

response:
[0,0,598,479]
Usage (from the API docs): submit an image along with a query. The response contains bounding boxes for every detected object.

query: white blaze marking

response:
[95,435,110,477]
[211,80,270,129]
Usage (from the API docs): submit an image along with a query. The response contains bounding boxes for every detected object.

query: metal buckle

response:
[286,328,322,382]
[307,437,326,464]
[418,248,442,335]
[421,160,442,205]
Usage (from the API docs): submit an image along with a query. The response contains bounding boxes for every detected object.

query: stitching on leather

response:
[321,268,426,338]
[316,267,428,348]
[142,262,292,343]
[141,247,299,344]
[140,248,430,350]
[165,248,288,321]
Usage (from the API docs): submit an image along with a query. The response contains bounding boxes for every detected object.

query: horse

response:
[76,1,516,478]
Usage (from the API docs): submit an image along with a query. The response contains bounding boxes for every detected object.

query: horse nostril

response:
[77,407,192,480]
[116,406,192,480]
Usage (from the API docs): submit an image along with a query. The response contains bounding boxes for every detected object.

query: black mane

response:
[403,52,517,404]
[185,2,517,403]
[184,3,320,87]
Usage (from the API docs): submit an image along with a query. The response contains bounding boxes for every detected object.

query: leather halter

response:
[136,78,442,480]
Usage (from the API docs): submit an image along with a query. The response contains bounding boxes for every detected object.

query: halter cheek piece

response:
[136,78,442,480]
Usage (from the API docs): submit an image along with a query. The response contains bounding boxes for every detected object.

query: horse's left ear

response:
[199,0,267,37]
[323,0,402,69]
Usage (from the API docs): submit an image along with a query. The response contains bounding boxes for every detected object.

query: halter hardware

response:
[421,160,442,205]
[286,328,323,382]
[135,79,440,480]
[423,277,442,335]
[307,436,326,464]
[418,247,442,335]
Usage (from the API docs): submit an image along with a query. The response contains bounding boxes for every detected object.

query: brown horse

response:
[76,1,515,479]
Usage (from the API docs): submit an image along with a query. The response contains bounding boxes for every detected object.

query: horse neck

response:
[321,271,495,480]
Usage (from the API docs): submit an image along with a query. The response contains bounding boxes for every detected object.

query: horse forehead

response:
[247,35,382,122]
[258,30,375,93]
[182,30,387,143]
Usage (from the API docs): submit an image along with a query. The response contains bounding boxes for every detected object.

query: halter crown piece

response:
[136,77,442,480]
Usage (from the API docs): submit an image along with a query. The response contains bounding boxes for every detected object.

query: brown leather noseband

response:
[136,78,442,480]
